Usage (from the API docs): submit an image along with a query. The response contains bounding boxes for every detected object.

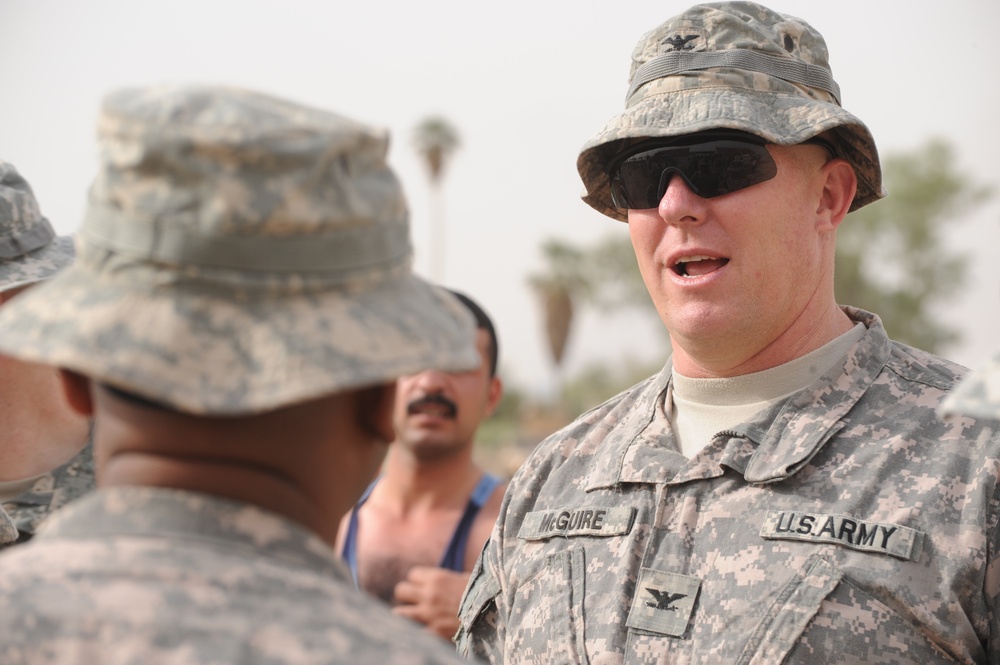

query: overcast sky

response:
[2,0,998,396]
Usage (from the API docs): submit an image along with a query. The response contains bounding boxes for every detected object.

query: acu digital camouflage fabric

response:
[577,1,884,222]
[0,487,478,664]
[942,347,1000,422]
[457,309,1000,664]
[0,85,479,416]
[0,439,95,549]
[0,504,15,546]
[0,159,74,293]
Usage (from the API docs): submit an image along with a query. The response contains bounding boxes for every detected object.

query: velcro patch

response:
[518,506,635,540]
[626,568,700,637]
[760,510,924,561]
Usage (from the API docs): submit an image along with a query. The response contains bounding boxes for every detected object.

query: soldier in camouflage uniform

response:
[0,84,485,664]
[457,3,1000,664]
[0,160,93,549]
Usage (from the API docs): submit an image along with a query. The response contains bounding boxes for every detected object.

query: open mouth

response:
[672,255,730,278]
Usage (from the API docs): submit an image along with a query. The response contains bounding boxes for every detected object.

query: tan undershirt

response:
[670,323,866,458]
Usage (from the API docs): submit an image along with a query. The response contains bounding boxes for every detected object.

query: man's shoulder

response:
[0,535,476,664]
[883,339,968,391]
[520,372,663,472]
[0,491,471,665]
[842,337,1000,451]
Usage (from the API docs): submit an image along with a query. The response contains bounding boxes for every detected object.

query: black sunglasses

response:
[607,131,835,210]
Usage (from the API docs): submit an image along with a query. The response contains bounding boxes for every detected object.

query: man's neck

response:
[378,445,482,515]
[672,303,855,378]
[93,387,388,547]
[0,405,90,482]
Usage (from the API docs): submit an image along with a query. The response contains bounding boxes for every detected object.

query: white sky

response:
[2,0,998,397]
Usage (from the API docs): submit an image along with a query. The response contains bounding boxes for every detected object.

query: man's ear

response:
[357,381,397,444]
[816,159,857,232]
[59,369,94,417]
[484,376,504,420]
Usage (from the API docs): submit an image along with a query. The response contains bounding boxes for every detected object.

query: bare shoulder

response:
[333,509,351,553]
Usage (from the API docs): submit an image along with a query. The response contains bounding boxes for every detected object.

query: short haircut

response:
[447,289,499,377]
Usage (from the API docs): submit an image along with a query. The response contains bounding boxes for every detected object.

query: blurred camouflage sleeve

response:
[0,438,94,547]
[0,505,16,545]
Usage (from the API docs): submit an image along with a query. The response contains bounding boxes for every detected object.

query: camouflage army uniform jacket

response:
[457,308,1000,665]
[0,438,95,548]
[0,486,478,664]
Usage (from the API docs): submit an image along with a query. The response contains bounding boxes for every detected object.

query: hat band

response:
[626,49,841,105]
[80,205,411,274]
[0,218,57,260]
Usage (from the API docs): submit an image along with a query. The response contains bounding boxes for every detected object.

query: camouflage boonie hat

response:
[940,348,1000,421]
[0,160,74,293]
[578,1,885,222]
[0,85,479,415]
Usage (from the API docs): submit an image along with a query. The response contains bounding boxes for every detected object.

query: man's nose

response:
[657,172,706,225]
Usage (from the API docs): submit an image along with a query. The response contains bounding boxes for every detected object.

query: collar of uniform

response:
[739,307,891,483]
[583,360,682,490]
[583,307,891,488]
[34,486,349,579]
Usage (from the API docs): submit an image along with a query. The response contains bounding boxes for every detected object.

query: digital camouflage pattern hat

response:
[0,85,480,416]
[940,348,1000,422]
[0,160,75,293]
[578,1,885,222]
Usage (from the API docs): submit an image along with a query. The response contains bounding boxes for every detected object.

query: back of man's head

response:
[447,289,499,377]
[0,85,479,417]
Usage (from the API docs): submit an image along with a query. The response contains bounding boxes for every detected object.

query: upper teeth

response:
[677,255,712,264]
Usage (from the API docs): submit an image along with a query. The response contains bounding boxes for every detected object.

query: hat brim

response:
[0,235,75,293]
[0,262,480,415]
[578,87,884,222]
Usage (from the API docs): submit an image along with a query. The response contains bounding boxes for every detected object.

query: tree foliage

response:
[835,138,992,353]
[412,116,460,183]
[412,116,461,281]
[528,240,590,368]
[582,233,652,311]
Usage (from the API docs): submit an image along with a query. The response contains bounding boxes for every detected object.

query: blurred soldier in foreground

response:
[456,3,1000,664]
[0,160,92,549]
[338,290,505,639]
[942,348,1000,422]
[0,84,482,664]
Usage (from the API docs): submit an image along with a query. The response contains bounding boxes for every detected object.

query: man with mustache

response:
[338,291,505,640]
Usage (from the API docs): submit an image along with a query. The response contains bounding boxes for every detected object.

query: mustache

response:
[406,394,457,419]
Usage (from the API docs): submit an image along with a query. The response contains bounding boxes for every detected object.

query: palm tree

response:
[412,117,461,281]
[528,240,590,381]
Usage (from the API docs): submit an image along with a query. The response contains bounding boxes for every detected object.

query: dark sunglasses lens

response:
[609,141,777,209]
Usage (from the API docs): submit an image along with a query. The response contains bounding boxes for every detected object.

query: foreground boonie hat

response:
[578,1,885,221]
[940,348,1000,421]
[0,160,75,292]
[0,85,479,415]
